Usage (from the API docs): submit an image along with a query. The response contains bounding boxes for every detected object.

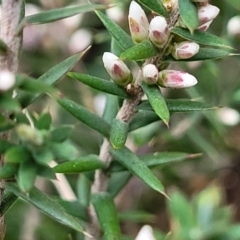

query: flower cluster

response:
[102,0,220,89]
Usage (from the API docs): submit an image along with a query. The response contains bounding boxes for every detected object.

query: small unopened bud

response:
[0,70,15,92]
[172,41,199,59]
[102,52,132,86]
[227,16,240,37]
[128,1,149,43]
[198,4,220,26]
[158,70,197,88]
[135,225,155,240]
[149,16,169,48]
[198,20,213,31]
[142,64,159,85]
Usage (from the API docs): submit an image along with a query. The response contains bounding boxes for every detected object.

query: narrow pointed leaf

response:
[137,0,168,17]
[5,145,31,163]
[141,83,170,126]
[171,27,233,49]
[92,193,121,240]
[102,94,118,124]
[57,98,110,137]
[68,73,129,98]
[110,119,129,149]
[1,192,18,215]
[35,113,52,130]
[164,48,233,62]
[17,4,105,33]
[118,210,155,223]
[17,51,87,108]
[50,125,73,143]
[138,99,219,112]
[5,183,87,234]
[0,163,18,179]
[179,0,198,33]
[95,11,134,51]
[110,147,166,196]
[121,40,159,61]
[54,154,105,173]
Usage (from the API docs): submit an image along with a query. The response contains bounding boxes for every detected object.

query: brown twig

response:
[0,1,23,239]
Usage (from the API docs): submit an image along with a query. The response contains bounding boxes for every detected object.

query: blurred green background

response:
[4,0,240,239]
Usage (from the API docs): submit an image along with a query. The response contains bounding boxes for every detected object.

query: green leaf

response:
[5,183,87,235]
[120,40,159,61]
[55,198,88,221]
[35,113,52,130]
[92,193,121,240]
[138,99,219,112]
[0,114,14,132]
[37,165,56,180]
[68,73,129,99]
[17,51,87,108]
[0,163,18,179]
[5,145,31,163]
[77,173,92,207]
[141,83,170,126]
[171,27,233,49]
[118,210,155,223]
[164,48,233,62]
[0,93,21,112]
[17,4,105,33]
[107,171,132,198]
[57,98,110,137]
[102,94,118,125]
[50,125,73,143]
[110,147,166,197]
[0,140,16,154]
[95,11,134,51]
[179,0,198,33]
[0,192,18,215]
[17,161,37,192]
[137,0,168,17]
[110,119,129,149]
[54,154,105,173]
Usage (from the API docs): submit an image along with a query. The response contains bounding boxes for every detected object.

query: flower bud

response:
[158,70,197,89]
[227,15,240,37]
[198,20,213,31]
[0,70,15,92]
[198,4,220,26]
[149,16,169,48]
[172,41,199,59]
[142,64,159,85]
[102,52,132,86]
[128,1,149,43]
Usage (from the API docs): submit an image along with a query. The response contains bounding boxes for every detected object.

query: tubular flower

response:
[158,70,198,89]
[172,41,200,60]
[0,70,15,92]
[198,4,220,26]
[128,1,149,43]
[102,52,132,86]
[149,16,169,48]
[142,64,159,85]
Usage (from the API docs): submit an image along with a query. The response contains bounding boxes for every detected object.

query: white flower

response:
[102,52,132,86]
[142,64,159,84]
[227,15,240,37]
[198,4,220,26]
[128,1,149,43]
[0,70,15,92]
[172,41,200,59]
[149,16,169,48]
[158,70,198,88]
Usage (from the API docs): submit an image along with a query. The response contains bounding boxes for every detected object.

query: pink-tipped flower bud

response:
[128,1,149,43]
[142,64,159,85]
[198,4,220,26]
[172,41,200,59]
[0,70,15,92]
[149,16,169,48]
[158,70,197,89]
[102,52,132,86]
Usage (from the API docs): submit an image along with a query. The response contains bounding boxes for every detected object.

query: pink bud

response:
[149,16,169,48]
[172,41,199,59]
[102,52,132,86]
[158,70,197,88]
[0,70,15,92]
[128,1,149,43]
[142,64,159,85]
[198,4,220,26]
